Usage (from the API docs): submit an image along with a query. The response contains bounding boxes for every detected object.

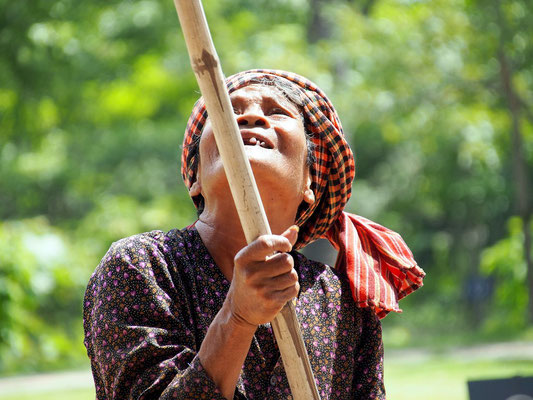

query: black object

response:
[301,238,337,267]
[468,376,533,400]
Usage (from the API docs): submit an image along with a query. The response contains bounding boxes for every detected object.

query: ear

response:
[189,179,202,197]
[302,174,315,204]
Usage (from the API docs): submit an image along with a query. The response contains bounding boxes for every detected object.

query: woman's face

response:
[194,83,312,211]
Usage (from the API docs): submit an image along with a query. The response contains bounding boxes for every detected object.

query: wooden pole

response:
[172,1,320,399]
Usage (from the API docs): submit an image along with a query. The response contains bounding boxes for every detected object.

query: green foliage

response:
[480,217,531,332]
[0,218,86,372]
[0,0,532,373]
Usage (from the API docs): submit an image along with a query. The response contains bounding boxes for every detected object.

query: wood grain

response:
[173,1,320,398]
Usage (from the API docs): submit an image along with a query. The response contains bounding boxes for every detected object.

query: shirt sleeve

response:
[83,233,227,400]
[352,308,386,399]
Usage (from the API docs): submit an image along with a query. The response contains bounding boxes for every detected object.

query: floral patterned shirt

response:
[83,226,386,399]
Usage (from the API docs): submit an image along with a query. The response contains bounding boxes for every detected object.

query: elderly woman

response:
[83,70,425,399]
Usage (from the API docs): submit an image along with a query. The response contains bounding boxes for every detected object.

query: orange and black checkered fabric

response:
[181,69,424,317]
[181,69,352,247]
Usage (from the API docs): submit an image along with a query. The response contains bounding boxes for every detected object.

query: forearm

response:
[198,301,257,399]
[197,228,299,399]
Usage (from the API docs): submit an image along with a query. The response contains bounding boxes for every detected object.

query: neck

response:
[195,203,246,281]
[195,184,302,280]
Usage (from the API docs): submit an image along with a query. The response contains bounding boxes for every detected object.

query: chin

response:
[244,146,277,165]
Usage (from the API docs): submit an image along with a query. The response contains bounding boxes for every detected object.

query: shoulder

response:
[294,251,347,291]
[84,228,195,311]
[107,230,164,255]
[86,228,196,291]
[106,229,184,255]
[294,251,382,321]
[101,228,191,265]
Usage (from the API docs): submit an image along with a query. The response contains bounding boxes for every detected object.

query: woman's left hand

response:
[225,225,300,328]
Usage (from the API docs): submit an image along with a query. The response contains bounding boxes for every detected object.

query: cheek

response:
[280,126,308,164]
[288,143,308,169]
[198,125,219,164]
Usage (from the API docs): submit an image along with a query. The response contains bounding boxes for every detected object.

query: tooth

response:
[249,137,257,145]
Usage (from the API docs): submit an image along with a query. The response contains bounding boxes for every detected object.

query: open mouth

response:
[242,138,270,149]
[242,137,271,148]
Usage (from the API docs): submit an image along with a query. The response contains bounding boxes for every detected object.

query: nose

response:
[236,106,269,127]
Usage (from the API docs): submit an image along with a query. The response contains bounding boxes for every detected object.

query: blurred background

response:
[1,0,532,398]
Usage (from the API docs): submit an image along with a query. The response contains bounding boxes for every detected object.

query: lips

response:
[240,130,274,149]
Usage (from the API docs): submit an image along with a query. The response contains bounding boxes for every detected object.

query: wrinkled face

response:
[194,84,312,209]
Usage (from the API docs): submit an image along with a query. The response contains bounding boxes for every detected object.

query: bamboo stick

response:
[172,1,320,399]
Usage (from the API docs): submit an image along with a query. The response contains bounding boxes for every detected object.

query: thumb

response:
[281,225,299,249]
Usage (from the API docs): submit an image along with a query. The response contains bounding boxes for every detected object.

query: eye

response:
[269,107,290,116]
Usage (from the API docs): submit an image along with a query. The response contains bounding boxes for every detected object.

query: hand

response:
[225,225,300,328]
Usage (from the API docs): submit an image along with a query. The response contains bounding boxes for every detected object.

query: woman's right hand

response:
[225,225,300,328]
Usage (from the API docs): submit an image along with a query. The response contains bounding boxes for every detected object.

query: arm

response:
[83,227,300,400]
[198,226,300,399]
[83,233,226,400]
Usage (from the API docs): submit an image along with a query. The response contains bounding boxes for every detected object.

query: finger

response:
[243,252,295,281]
[248,253,294,278]
[266,268,299,291]
[280,225,299,248]
[269,282,300,305]
[235,234,293,264]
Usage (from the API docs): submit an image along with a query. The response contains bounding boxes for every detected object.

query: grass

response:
[1,353,532,399]
[0,388,95,400]
[385,357,533,400]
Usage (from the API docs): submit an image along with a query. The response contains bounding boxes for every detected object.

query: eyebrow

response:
[230,90,300,116]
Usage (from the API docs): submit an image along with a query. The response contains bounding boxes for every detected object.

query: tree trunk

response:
[361,0,376,16]
[307,0,331,44]
[496,13,533,323]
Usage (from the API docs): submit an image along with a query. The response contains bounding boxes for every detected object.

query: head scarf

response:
[181,69,425,318]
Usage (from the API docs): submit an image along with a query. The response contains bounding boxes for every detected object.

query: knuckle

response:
[279,253,294,269]
[283,286,298,302]
[234,250,246,266]
[293,281,300,295]
[282,271,297,286]
[279,252,291,263]
[290,269,299,282]
[258,235,274,249]
[258,235,289,253]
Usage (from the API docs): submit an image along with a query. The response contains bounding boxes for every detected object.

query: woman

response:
[83,69,425,399]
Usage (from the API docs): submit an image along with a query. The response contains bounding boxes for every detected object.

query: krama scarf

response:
[181,69,425,318]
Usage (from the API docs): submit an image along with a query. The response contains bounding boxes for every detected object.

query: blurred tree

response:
[494,1,532,323]
[0,217,87,372]
[1,0,532,373]
[0,0,198,372]
[481,217,530,332]
[466,0,533,322]
[305,0,532,334]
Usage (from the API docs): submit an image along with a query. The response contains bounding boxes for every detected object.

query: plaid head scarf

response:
[181,69,425,318]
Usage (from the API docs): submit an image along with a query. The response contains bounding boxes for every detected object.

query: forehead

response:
[230,84,300,112]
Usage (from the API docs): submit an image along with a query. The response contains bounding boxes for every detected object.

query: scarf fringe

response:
[326,212,426,319]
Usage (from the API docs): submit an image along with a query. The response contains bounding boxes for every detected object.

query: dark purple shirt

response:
[83,226,386,399]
